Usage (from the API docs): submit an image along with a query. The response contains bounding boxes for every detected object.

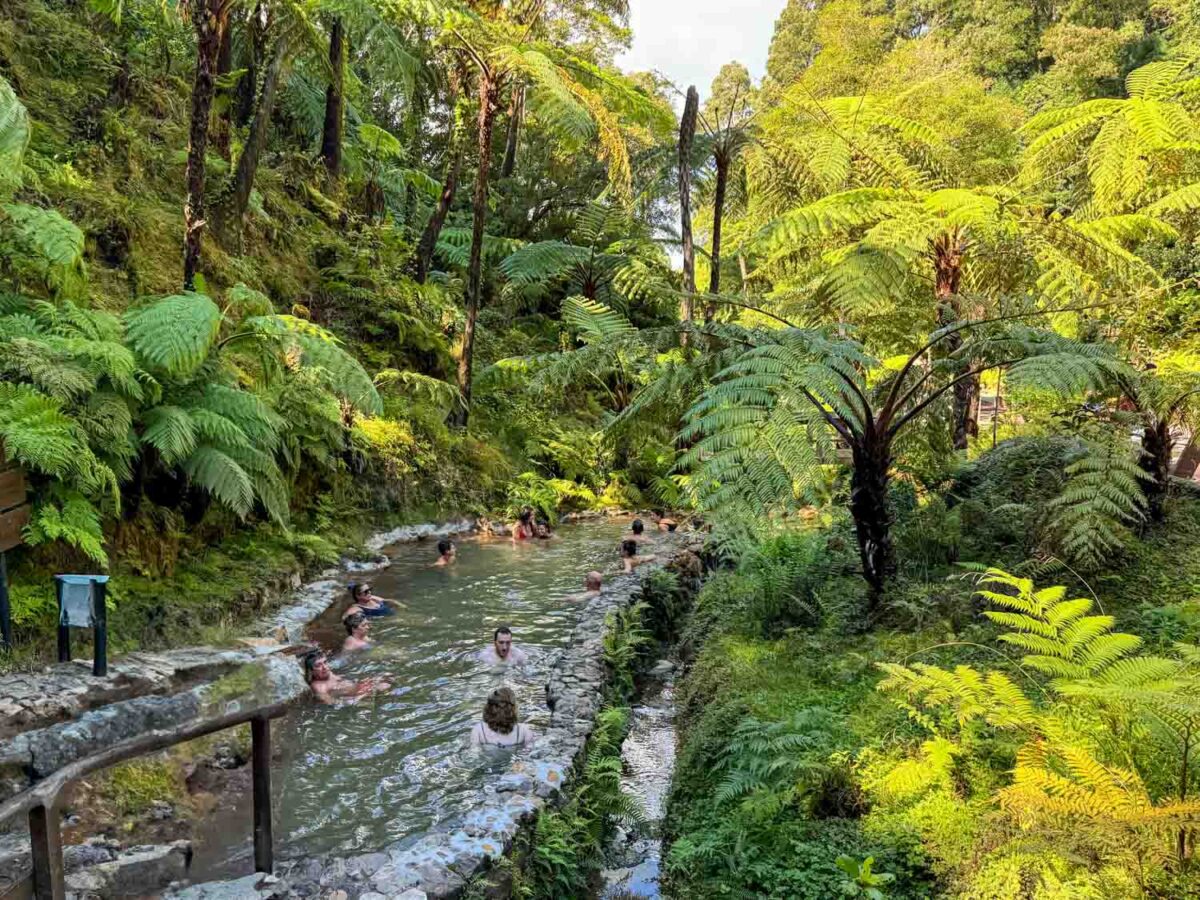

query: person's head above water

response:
[303,650,331,684]
[631,519,644,535]
[585,571,603,592]
[437,538,455,557]
[621,539,638,558]
[344,611,368,637]
[482,685,519,735]
[493,625,515,659]
[534,520,551,538]
[349,582,371,601]
[518,508,534,525]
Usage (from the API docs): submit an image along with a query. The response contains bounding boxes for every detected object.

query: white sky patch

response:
[616,0,788,102]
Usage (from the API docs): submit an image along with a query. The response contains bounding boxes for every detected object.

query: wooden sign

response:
[0,445,29,552]
[0,467,26,513]
[0,504,30,552]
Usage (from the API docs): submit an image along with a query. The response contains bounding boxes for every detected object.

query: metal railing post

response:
[54,578,69,664]
[92,579,107,677]
[28,802,65,900]
[251,715,274,873]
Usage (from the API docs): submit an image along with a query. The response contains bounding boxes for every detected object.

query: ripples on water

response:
[192,520,643,873]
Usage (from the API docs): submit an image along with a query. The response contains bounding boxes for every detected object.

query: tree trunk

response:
[704,150,729,322]
[849,431,896,606]
[320,17,345,180]
[183,0,227,291]
[451,71,501,428]
[416,69,468,283]
[229,34,289,223]
[500,84,524,179]
[1175,434,1200,480]
[235,6,263,127]
[932,228,976,450]
[678,85,699,343]
[1139,417,1174,522]
[213,24,233,162]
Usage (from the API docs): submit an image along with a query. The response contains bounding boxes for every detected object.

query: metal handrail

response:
[2,697,295,900]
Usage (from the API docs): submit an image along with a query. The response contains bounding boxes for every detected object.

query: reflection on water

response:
[191,520,643,877]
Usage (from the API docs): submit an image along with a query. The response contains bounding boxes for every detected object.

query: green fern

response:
[1044,441,1147,570]
[0,75,29,200]
[125,293,223,378]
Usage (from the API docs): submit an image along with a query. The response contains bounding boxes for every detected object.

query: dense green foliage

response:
[4,0,1200,893]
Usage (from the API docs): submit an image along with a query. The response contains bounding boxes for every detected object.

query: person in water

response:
[470,686,535,748]
[346,582,398,618]
[583,571,603,598]
[342,612,372,652]
[433,538,456,567]
[534,518,554,539]
[303,650,389,704]
[511,508,535,541]
[629,518,649,543]
[621,538,654,573]
[479,626,528,665]
[654,511,679,532]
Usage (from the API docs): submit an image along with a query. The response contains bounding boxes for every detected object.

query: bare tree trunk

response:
[1140,418,1174,522]
[235,6,263,127]
[213,24,233,162]
[416,67,468,283]
[452,70,501,428]
[320,17,345,180]
[678,85,699,344]
[704,150,729,322]
[850,429,896,607]
[932,228,976,450]
[183,0,227,291]
[229,34,289,223]
[500,84,524,179]
[1175,434,1200,480]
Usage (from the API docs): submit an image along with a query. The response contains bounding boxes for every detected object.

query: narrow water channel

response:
[189,519,639,879]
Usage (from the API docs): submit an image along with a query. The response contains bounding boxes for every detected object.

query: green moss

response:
[99,757,185,818]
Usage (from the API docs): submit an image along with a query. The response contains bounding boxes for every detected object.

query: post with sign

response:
[55,575,110,676]
[0,449,31,652]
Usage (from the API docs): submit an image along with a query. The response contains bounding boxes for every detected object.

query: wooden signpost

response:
[0,447,31,651]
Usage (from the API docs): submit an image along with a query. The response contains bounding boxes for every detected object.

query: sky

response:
[616,0,789,102]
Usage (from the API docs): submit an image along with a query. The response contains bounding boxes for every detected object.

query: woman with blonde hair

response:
[469,686,535,747]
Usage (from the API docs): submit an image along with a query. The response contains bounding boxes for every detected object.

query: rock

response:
[345,852,388,880]
[164,871,284,899]
[370,862,420,894]
[396,891,428,900]
[325,891,349,900]
[63,839,119,871]
[649,659,675,677]
[150,800,174,820]
[65,841,191,898]
[358,894,388,900]
[494,773,533,793]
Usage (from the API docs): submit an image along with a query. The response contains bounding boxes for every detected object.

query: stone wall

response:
[167,542,704,900]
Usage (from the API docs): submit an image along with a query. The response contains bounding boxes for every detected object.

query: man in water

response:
[583,571,603,598]
[434,538,456,567]
[479,626,528,665]
[629,518,649,543]
[342,612,372,652]
[302,650,389,704]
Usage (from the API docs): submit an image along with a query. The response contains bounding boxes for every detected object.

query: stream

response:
[188,519,645,880]
[598,672,677,899]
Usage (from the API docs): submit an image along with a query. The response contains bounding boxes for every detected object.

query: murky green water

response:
[190,519,643,876]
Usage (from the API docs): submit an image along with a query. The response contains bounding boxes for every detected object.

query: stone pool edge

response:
[167,539,702,900]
